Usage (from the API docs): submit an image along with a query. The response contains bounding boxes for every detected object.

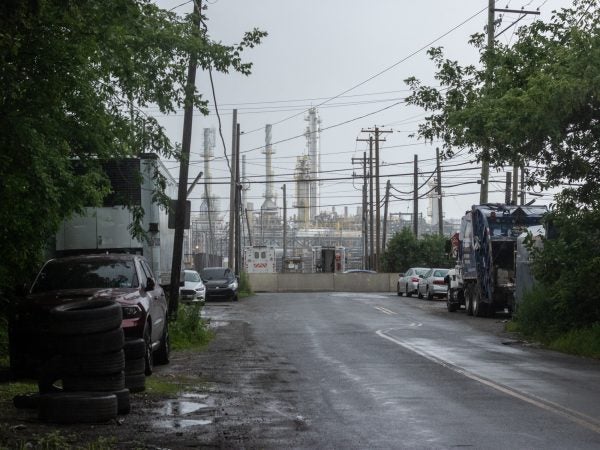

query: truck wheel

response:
[473,287,488,317]
[465,286,474,316]
[447,291,457,312]
[406,285,411,297]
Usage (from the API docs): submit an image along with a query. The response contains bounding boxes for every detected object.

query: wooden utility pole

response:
[234,124,241,275]
[436,147,443,235]
[228,109,237,270]
[382,180,391,250]
[282,184,287,273]
[413,155,419,237]
[169,1,200,319]
[358,127,392,270]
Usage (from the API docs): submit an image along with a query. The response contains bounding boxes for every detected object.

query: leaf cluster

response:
[382,228,450,273]
[404,0,600,209]
[0,0,266,292]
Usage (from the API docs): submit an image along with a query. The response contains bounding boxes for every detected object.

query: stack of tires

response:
[123,338,147,393]
[35,299,130,423]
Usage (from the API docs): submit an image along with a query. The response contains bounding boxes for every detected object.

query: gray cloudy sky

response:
[154,0,571,222]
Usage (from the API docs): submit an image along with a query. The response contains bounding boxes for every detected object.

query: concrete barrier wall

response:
[247,273,398,293]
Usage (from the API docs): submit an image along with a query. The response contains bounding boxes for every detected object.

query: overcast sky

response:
[154,0,571,222]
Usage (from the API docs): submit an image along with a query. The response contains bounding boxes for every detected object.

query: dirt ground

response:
[0,296,525,449]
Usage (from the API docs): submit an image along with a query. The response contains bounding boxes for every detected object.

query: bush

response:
[170,303,212,351]
[382,227,450,272]
[238,271,253,297]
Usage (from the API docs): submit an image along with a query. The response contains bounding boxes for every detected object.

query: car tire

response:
[38,392,118,424]
[426,288,433,300]
[49,300,122,336]
[114,388,131,415]
[61,350,125,377]
[13,393,40,409]
[124,338,146,361]
[397,283,401,296]
[154,323,170,366]
[125,373,146,393]
[63,371,125,393]
[417,288,423,299]
[54,327,124,355]
[405,285,411,297]
[125,357,145,375]
[143,325,153,376]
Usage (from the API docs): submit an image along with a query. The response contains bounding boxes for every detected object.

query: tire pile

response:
[13,299,145,424]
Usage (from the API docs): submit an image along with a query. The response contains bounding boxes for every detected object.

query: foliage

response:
[529,208,600,331]
[170,303,212,350]
[238,271,254,297]
[0,428,116,450]
[0,0,266,293]
[382,227,450,272]
[405,0,600,210]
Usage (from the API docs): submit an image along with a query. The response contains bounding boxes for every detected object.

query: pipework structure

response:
[304,108,321,221]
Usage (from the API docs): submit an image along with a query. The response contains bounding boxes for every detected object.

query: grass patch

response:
[546,324,600,359]
[170,303,212,351]
[0,380,37,403]
[144,374,204,396]
[0,428,117,450]
[238,271,254,297]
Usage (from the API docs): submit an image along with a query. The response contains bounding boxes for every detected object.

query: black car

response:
[200,267,239,301]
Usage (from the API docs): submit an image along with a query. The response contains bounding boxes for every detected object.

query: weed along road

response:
[199,292,600,449]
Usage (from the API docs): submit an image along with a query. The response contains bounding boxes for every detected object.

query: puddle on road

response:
[153,393,214,429]
[208,320,230,329]
[156,418,212,429]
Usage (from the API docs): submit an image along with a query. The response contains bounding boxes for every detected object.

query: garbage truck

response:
[446,203,547,317]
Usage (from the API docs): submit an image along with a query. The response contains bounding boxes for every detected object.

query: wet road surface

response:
[202,292,600,449]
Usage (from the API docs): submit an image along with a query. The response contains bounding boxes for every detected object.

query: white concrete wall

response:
[248,273,398,293]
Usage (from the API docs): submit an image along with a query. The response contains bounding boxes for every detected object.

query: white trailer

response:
[55,154,177,285]
[243,245,277,273]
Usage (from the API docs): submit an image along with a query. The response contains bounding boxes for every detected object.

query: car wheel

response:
[38,392,118,424]
[406,285,412,298]
[49,300,122,336]
[426,287,433,300]
[232,293,239,302]
[417,287,423,299]
[154,323,170,366]
[397,283,401,297]
[143,325,153,376]
[125,373,146,393]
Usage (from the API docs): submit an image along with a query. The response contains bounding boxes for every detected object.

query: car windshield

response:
[31,259,138,293]
[433,269,449,277]
[184,271,201,283]
[201,268,229,280]
[415,268,429,276]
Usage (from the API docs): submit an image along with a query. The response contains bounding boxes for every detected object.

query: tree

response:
[405,0,600,210]
[382,228,449,272]
[0,0,266,292]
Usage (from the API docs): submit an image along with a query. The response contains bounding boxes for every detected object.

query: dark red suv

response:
[9,253,169,376]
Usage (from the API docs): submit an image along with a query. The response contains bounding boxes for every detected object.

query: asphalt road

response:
[204,292,600,449]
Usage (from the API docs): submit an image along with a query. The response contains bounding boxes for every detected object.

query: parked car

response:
[180,269,206,303]
[200,267,239,302]
[9,253,169,376]
[417,268,449,300]
[397,267,430,297]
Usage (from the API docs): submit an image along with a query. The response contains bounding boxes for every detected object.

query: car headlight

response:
[122,305,142,319]
[227,281,237,290]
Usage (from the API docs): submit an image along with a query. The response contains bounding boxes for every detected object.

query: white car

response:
[179,269,206,303]
[397,267,430,297]
[417,268,449,300]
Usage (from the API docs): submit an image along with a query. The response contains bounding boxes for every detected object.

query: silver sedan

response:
[417,268,449,300]
[397,267,430,297]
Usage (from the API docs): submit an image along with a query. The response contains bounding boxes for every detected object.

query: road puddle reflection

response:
[154,393,214,429]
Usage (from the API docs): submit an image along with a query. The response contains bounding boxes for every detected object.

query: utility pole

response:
[436,147,443,235]
[282,184,287,273]
[481,2,539,204]
[382,180,391,251]
[413,155,419,237]
[234,124,241,275]
[512,165,519,205]
[352,152,370,269]
[245,208,253,246]
[520,169,526,205]
[228,109,237,270]
[169,1,200,319]
[358,127,392,270]
[505,171,512,204]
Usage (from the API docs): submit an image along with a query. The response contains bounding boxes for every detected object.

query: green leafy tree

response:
[382,228,450,272]
[405,0,600,210]
[0,0,266,292]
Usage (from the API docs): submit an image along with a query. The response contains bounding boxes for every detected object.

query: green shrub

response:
[548,323,600,358]
[170,303,212,351]
[238,271,253,297]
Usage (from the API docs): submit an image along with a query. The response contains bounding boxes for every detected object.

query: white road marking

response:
[409,322,423,327]
[376,328,600,435]
[374,306,397,315]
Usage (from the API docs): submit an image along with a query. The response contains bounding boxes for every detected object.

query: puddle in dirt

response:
[153,393,214,429]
